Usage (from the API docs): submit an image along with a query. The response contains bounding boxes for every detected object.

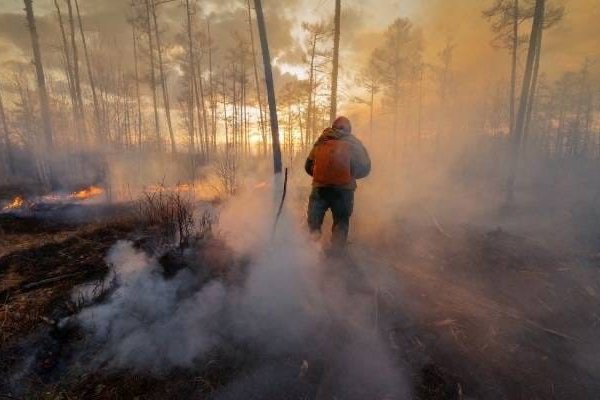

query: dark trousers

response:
[307,187,354,248]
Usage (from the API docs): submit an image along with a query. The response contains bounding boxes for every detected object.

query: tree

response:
[329,0,341,123]
[484,0,563,137]
[370,18,422,152]
[24,0,53,150]
[184,0,199,156]
[143,0,161,146]
[0,89,15,176]
[246,0,267,155]
[74,0,101,141]
[253,0,282,174]
[505,0,546,203]
[303,21,330,145]
[53,0,78,135]
[151,0,177,153]
[130,1,143,150]
[356,59,380,139]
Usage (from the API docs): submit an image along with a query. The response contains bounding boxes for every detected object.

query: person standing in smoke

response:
[304,116,371,251]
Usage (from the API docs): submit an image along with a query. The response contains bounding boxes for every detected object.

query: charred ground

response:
[1,197,599,400]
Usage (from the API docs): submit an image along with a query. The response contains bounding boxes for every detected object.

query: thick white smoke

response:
[73,180,410,398]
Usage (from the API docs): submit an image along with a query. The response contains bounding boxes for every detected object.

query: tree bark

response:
[24,0,53,149]
[505,0,545,204]
[184,0,197,154]
[54,0,78,130]
[330,0,341,124]
[0,90,15,175]
[144,0,161,146]
[131,15,143,150]
[522,20,543,146]
[196,59,210,159]
[151,0,177,153]
[207,20,217,152]
[508,0,518,137]
[74,0,101,142]
[66,0,85,139]
[246,0,267,156]
[254,0,282,174]
[306,34,317,146]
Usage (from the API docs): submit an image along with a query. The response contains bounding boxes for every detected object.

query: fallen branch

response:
[20,271,86,291]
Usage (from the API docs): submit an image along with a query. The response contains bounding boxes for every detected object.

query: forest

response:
[0,0,599,399]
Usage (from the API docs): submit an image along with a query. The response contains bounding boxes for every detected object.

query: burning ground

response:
[0,181,599,400]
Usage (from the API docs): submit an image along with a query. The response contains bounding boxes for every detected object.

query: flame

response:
[71,185,104,200]
[3,196,24,210]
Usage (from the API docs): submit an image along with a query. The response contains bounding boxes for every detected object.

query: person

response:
[304,116,371,250]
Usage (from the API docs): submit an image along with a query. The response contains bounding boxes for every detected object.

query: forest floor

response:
[1,199,600,399]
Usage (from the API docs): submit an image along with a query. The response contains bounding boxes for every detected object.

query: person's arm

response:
[348,136,371,179]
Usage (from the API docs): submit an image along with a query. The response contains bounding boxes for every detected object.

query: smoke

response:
[72,181,411,398]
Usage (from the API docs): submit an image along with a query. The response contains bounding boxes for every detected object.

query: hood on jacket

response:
[319,127,346,142]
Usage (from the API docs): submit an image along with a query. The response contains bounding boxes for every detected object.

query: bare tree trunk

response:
[24,0,53,185]
[222,70,229,149]
[0,90,15,175]
[131,17,143,150]
[207,20,217,152]
[508,0,519,137]
[523,21,544,146]
[144,0,161,146]
[54,0,78,129]
[232,65,238,152]
[24,0,53,149]
[74,0,101,142]
[66,0,85,141]
[254,0,282,174]
[306,35,317,146]
[330,0,341,123]
[246,0,267,155]
[505,0,545,204]
[151,0,176,154]
[416,65,423,145]
[184,0,198,155]
[196,59,210,160]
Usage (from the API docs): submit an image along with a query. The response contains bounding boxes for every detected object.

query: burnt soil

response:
[1,211,600,399]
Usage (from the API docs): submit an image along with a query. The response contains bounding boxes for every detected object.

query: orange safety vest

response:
[312,138,353,186]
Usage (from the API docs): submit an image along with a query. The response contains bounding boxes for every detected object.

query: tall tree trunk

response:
[505,0,545,203]
[508,0,519,137]
[66,0,85,141]
[144,0,161,146]
[417,65,423,145]
[306,35,317,146]
[523,21,544,146]
[207,20,217,152]
[151,0,176,154]
[24,0,53,185]
[222,70,229,149]
[246,0,267,155]
[184,0,198,154]
[0,90,15,175]
[54,0,78,129]
[196,59,210,159]
[253,0,282,174]
[131,17,143,150]
[329,0,341,123]
[24,0,53,149]
[74,0,101,142]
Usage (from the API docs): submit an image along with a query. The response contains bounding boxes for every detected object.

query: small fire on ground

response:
[2,185,105,212]
[71,185,104,200]
[2,196,25,211]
